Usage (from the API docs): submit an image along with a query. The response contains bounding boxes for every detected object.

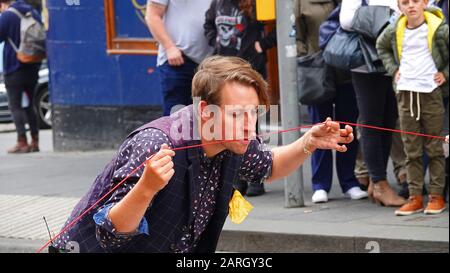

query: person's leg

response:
[444,98,449,202]
[352,72,405,206]
[5,84,27,137]
[386,87,410,199]
[397,91,425,197]
[334,82,361,193]
[355,143,370,189]
[395,91,427,215]
[351,73,391,182]
[5,72,30,153]
[391,125,410,197]
[382,76,399,175]
[23,67,40,151]
[421,90,445,198]
[158,58,197,116]
[309,104,333,193]
[354,114,370,189]
[391,119,407,179]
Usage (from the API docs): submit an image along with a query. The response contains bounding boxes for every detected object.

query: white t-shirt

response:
[151,0,214,66]
[397,23,438,93]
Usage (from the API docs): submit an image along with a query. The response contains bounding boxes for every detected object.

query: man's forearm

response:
[146,6,176,50]
[108,178,157,233]
[267,133,313,183]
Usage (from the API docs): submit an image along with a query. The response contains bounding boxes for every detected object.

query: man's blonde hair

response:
[192,56,270,109]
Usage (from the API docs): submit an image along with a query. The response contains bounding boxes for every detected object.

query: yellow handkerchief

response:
[228,190,254,224]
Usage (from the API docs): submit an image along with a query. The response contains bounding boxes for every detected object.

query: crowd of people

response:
[145,0,448,216]
[295,0,448,216]
[1,0,448,215]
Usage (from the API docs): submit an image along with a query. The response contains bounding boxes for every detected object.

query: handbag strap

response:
[361,0,368,6]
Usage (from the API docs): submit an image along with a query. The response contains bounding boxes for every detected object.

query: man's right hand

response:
[141,144,175,193]
[395,70,401,83]
[166,46,184,66]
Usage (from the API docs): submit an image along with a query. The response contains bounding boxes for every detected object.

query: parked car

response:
[0,59,51,129]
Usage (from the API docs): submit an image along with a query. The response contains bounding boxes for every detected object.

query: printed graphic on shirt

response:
[215,6,246,51]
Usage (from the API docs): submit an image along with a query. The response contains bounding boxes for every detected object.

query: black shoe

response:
[233,180,248,196]
[246,182,265,197]
[398,182,409,199]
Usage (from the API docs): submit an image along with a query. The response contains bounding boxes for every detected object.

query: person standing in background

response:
[146,0,213,116]
[340,0,406,207]
[295,0,367,203]
[377,0,448,215]
[0,0,42,154]
[204,0,277,196]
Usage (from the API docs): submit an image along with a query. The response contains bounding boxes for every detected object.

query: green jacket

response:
[376,8,449,96]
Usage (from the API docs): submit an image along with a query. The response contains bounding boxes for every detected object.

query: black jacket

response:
[204,0,276,77]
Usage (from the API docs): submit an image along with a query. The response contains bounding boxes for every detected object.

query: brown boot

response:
[7,135,30,154]
[30,134,40,152]
[373,180,406,207]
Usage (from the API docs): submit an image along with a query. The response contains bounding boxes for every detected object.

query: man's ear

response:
[198,100,210,121]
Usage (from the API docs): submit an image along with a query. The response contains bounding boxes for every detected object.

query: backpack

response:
[7,7,46,64]
[318,0,369,50]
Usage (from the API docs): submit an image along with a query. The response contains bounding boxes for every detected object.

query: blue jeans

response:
[158,57,197,116]
[308,82,360,193]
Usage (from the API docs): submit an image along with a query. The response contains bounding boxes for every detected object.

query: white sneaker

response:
[345,186,368,200]
[312,190,328,203]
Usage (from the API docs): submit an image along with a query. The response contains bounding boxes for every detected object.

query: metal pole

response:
[276,0,304,207]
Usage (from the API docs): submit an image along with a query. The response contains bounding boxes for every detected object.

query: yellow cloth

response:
[228,190,254,224]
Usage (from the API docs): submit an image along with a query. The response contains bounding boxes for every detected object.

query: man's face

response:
[398,0,428,20]
[200,82,260,155]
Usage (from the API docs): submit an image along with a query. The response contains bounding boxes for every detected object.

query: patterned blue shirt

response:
[79,128,272,252]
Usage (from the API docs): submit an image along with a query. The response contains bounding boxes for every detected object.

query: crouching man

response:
[54,56,354,253]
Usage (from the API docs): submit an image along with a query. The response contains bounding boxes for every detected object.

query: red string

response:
[35,121,446,253]
[337,121,446,140]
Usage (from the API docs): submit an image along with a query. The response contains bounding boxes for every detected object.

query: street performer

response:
[54,56,354,253]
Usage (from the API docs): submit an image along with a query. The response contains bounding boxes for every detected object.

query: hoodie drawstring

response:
[410,91,414,118]
[409,91,421,122]
[416,92,420,121]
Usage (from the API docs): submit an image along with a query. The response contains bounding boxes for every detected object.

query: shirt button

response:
[170,243,176,250]
[181,225,188,232]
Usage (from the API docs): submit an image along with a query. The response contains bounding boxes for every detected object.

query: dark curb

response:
[217,230,449,253]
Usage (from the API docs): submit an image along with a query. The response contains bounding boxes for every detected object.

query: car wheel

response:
[35,85,52,129]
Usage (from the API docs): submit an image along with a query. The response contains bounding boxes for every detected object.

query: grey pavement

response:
[0,125,448,253]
